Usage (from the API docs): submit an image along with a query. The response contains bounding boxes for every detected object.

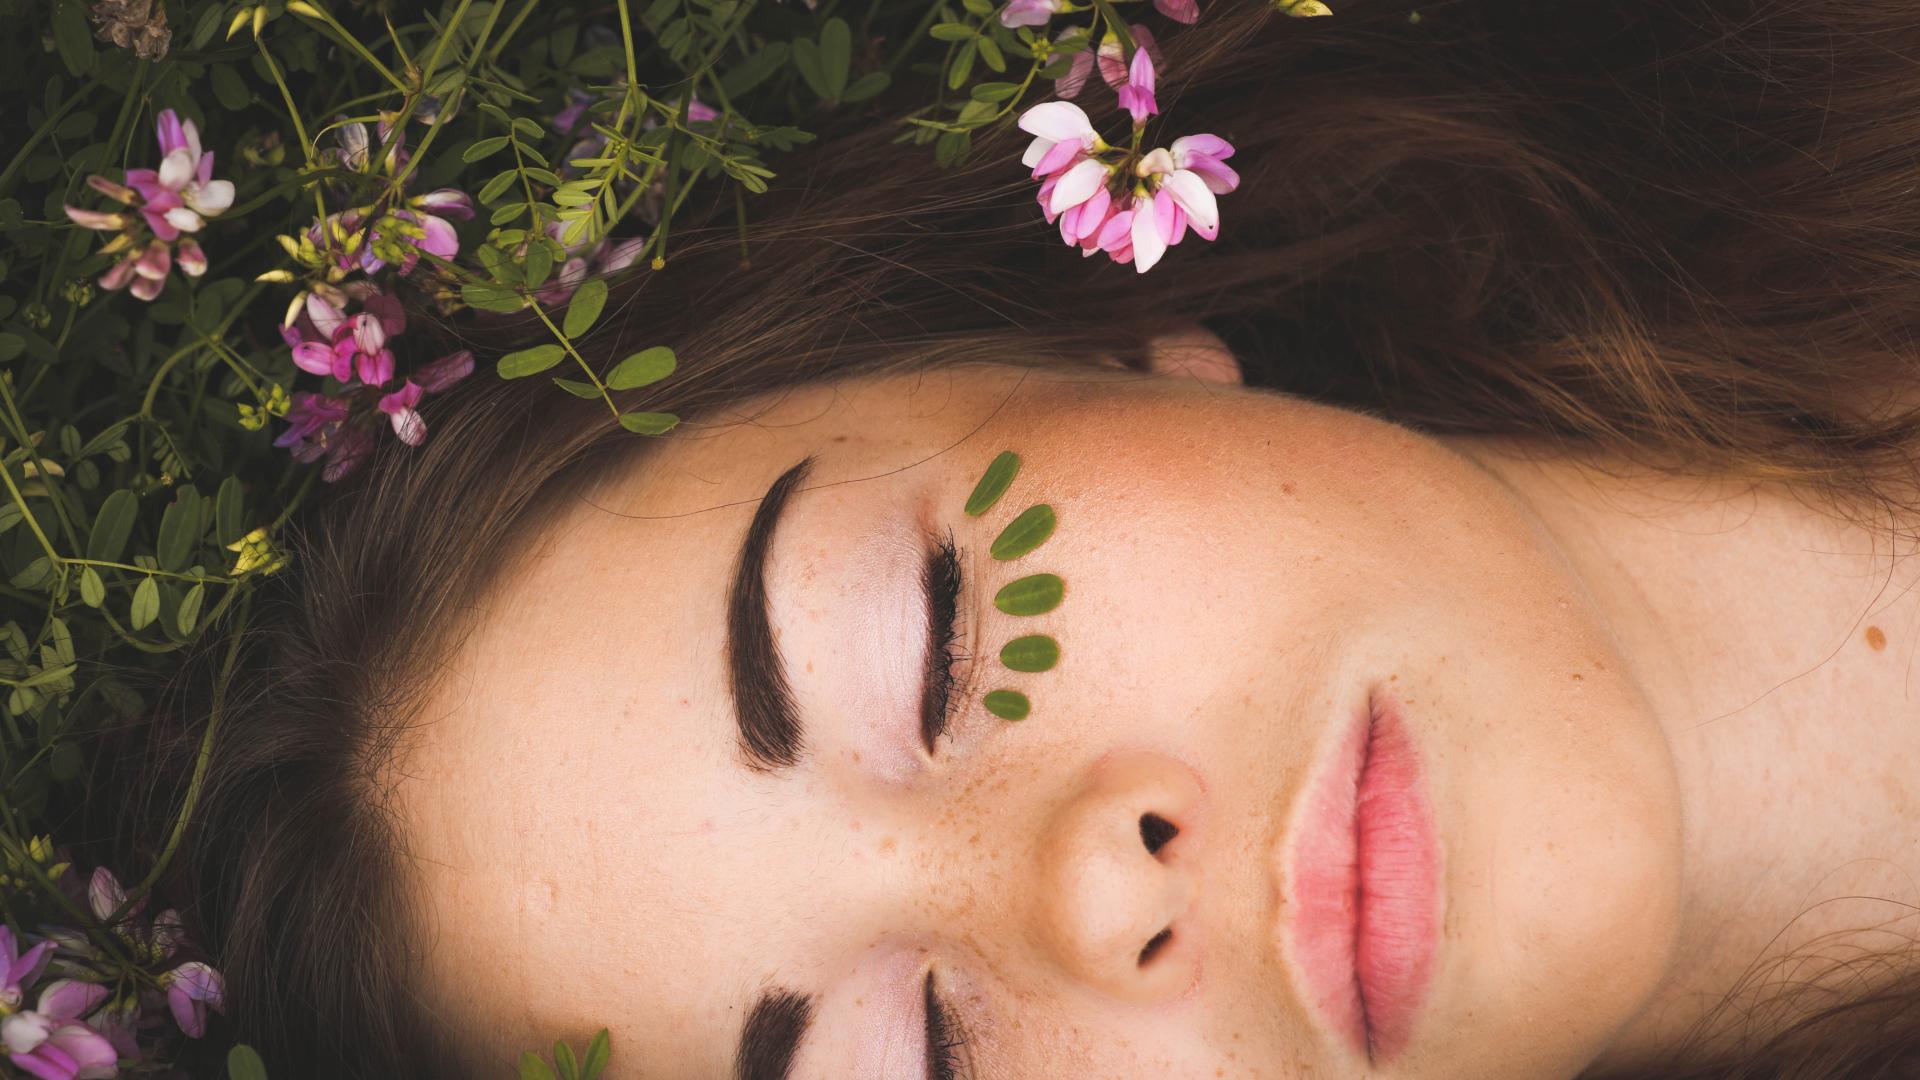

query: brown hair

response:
[110,0,1920,1074]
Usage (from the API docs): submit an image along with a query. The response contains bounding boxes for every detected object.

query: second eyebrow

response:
[727,454,816,772]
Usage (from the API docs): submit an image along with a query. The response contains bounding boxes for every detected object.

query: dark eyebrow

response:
[733,989,814,1080]
[727,455,816,771]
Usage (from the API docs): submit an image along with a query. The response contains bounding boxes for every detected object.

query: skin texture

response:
[391,337,1920,1078]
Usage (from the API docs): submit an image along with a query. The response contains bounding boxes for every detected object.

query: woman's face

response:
[395,355,1685,1078]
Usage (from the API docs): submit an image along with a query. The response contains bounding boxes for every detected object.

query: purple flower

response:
[3,979,117,1080]
[162,962,224,1039]
[0,927,53,1012]
[535,221,648,306]
[63,109,231,302]
[291,299,396,387]
[1154,0,1200,23]
[377,349,474,447]
[999,0,1061,28]
[1096,24,1162,94]
[273,392,362,479]
[1115,45,1159,126]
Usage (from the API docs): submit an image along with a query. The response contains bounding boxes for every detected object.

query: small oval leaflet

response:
[608,346,676,390]
[1000,634,1059,673]
[226,1045,269,1080]
[177,582,206,636]
[497,343,566,379]
[619,411,680,435]
[564,278,607,338]
[994,573,1063,616]
[989,504,1055,561]
[964,450,1020,516]
[130,576,159,631]
[79,566,104,608]
[86,488,136,563]
[984,689,1031,721]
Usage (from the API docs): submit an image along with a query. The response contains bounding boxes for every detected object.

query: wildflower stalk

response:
[256,35,330,224]
[287,1,411,94]
[0,459,60,572]
[386,0,502,195]
[0,376,81,552]
[119,592,253,918]
[528,301,618,419]
[486,0,543,62]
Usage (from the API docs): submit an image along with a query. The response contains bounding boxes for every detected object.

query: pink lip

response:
[1282,692,1442,1066]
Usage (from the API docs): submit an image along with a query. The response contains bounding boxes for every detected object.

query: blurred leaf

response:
[721,43,790,98]
[214,476,246,545]
[461,281,525,313]
[818,18,851,100]
[156,487,201,573]
[86,489,137,563]
[553,1041,579,1080]
[9,557,49,591]
[210,65,251,110]
[176,582,206,636]
[844,72,891,103]
[552,378,601,399]
[226,1045,269,1080]
[52,0,93,76]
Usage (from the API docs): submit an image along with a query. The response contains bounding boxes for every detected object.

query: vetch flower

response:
[0,927,53,1012]
[1096,24,1162,94]
[161,962,223,1039]
[64,109,232,301]
[999,0,1061,28]
[3,979,117,1080]
[534,224,648,306]
[1018,101,1104,179]
[375,349,473,447]
[1169,133,1240,194]
[1115,46,1159,126]
[1046,30,1095,99]
[1154,0,1200,23]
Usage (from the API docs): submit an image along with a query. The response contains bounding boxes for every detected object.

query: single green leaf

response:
[949,40,979,90]
[844,71,892,103]
[0,503,19,536]
[791,37,830,100]
[0,334,22,362]
[463,136,511,162]
[964,450,1020,515]
[9,557,49,591]
[580,1029,611,1079]
[210,64,251,110]
[929,23,976,41]
[607,346,675,390]
[49,616,72,665]
[962,0,995,15]
[461,281,525,313]
[720,43,790,98]
[565,279,608,338]
[970,81,1021,103]
[79,566,104,608]
[214,475,246,545]
[52,0,93,76]
[497,344,567,379]
[177,582,206,636]
[156,488,201,573]
[552,377,602,399]
[994,573,1064,616]
[553,1041,579,1080]
[48,741,82,781]
[819,18,852,99]
[523,242,554,287]
[130,577,159,631]
[989,504,1055,560]
[490,202,529,225]
[983,689,1031,720]
[86,489,137,562]
[977,35,1007,73]
[518,1052,556,1080]
[618,411,680,435]
[477,168,518,205]
[1000,634,1060,673]
[227,1043,269,1080]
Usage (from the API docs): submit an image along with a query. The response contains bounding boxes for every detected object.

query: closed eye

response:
[919,531,968,753]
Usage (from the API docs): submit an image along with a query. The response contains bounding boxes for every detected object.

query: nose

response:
[1035,751,1205,1003]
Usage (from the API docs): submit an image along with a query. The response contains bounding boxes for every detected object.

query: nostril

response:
[1138,927,1174,967]
[1139,813,1179,855]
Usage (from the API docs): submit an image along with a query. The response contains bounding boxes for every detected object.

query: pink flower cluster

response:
[1,866,225,1080]
[306,118,474,277]
[1017,81,1240,273]
[277,286,474,481]
[64,110,235,301]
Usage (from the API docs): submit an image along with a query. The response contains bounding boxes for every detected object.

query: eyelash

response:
[924,970,972,1080]
[919,532,969,753]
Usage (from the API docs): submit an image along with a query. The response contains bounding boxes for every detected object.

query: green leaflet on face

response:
[965,450,1021,516]
[994,573,1064,616]
[984,689,1031,721]
[990,504,1055,561]
[1000,634,1059,672]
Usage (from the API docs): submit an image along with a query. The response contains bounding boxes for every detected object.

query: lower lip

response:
[1284,693,1442,1065]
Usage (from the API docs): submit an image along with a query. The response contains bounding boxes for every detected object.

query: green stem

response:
[119,593,253,917]
[528,303,617,419]
[486,0,543,62]
[256,36,330,224]
[292,2,411,93]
